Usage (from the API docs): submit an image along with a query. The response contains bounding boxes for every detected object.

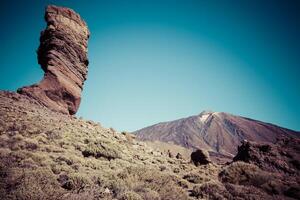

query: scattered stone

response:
[167,150,174,158]
[176,153,183,159]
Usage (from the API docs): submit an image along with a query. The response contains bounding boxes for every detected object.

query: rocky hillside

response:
[0,91,200,199]
[1,5,299,200]
[1,91,299,200]
[135,111,299,157]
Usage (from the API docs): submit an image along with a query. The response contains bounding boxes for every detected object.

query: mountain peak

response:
[198,110,214,115]
[135,112,299,157]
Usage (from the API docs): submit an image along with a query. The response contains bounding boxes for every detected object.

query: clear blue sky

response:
[0,0,299,131]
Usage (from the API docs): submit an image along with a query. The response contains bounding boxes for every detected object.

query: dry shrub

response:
[219,161,273,187]
[261,179,300,199]
[108,179,128,196]
[45,130,62,140]
[4,134,39,151]
[224,183,272,200]
[58,184,114,200]
[136,188,160,200]
[0,167,64,200]
[51,162,73,175]
[183,172,209,184]
[121,131,135,144]
[191,181,229,199]
[106,166,189,200]
[58,173,93,193]
[219,162,300,199]
[82,139,122,160]
[56,156,74,166]
[119,191,143,200]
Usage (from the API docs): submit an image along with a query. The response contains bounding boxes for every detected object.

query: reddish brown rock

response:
[218,137,300,199]
[18,5,90,115]
[233,137,300,174]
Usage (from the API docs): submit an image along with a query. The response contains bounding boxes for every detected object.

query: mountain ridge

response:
[135,111,299,157]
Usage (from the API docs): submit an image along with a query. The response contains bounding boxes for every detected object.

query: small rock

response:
[167,150,174,158]
[176,153,183,159]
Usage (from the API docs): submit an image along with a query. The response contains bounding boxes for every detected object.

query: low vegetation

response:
[0,92,199,200]
[0,92,299,200]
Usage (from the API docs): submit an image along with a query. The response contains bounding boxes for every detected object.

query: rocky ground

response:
[0,91,299,200]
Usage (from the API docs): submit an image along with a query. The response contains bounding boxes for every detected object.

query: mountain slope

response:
[2,91,298,199]
[135,111,299,157]
[0,91,201,199]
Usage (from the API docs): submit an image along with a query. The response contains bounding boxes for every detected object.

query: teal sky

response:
[0,0,299,131]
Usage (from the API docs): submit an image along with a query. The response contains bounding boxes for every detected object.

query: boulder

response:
[191,149,211,166]
[18,5,90,115]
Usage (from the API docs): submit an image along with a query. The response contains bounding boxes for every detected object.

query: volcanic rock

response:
[18,5,90,115]
[233,137,300,174]
[191,149,211,166]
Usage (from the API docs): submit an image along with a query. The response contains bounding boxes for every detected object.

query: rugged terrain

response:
[1,91,299,200]
[1,5,299,200]
[135,111,299,158]
[0,91,200,199]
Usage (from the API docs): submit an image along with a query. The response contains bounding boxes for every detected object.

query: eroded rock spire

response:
[18,5,90,114]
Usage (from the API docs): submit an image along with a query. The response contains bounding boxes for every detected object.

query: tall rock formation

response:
[18,5,90,115]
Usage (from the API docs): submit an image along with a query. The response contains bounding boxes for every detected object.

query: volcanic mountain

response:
[1,4,300,199]
[135,111,299,157]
